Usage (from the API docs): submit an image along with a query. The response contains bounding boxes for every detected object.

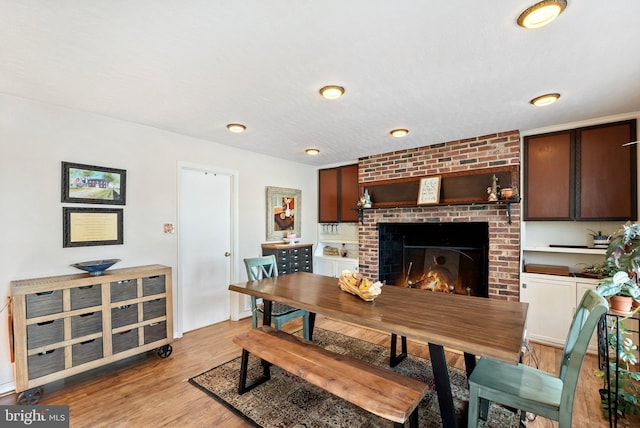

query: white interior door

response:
[179,167,231,332]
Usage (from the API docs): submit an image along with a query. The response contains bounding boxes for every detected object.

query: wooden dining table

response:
[229,271,528,428]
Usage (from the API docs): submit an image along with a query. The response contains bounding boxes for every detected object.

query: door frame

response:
[176,161,240,338]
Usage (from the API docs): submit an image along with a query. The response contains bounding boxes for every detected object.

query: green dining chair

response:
[243,256,310,340]
[467,289,608,428]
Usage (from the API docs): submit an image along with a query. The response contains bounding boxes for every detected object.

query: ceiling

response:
[2,1,639,166]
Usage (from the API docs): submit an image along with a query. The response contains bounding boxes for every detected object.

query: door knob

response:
[224,252,231,257]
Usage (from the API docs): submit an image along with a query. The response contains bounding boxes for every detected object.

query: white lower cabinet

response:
[520,273,599,352]
[314,256,358,278]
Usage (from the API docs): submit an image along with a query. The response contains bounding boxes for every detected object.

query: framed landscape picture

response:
[62,161,126,205]
[266,186,301,241]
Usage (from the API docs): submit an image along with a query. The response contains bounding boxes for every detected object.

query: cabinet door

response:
[335,259,359,276]
[319,168,339,223]
[524,132,573,220]
[520,277,575,347]
[314,258,335,277]
[339,164,359,222]
[577,120,637,220]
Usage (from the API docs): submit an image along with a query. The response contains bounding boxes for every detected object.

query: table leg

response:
[428,343,458,428]
[464,352,476,378]
[308,312,316,340]
[262,300,272,326]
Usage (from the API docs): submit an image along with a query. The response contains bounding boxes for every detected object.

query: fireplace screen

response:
[404,246,483,295]
[378,222,489,297]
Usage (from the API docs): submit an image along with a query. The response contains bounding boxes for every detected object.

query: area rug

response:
[189,329,520,427]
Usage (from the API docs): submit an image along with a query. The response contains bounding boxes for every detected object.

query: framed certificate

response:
[417,176,441,205]
[63,207,123,247]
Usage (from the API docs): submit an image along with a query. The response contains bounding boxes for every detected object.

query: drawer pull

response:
[117,280,131,284]
[36,291,54,296]
[79,312,95,317]
[147,275,160,279]
[80,339,96,345]
[116,305,131,310]
[79,285,94,290]
[39,349,55,356]
[37,320,55,326]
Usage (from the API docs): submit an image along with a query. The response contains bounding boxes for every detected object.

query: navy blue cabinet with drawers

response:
[261,243,313,275]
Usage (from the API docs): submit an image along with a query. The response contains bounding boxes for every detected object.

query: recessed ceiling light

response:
[390,129,409,138]
[226,123,246,133]
[305,148,320,155]
[517,0,567,29]
[319,85,345,100]
[530,93,560,107]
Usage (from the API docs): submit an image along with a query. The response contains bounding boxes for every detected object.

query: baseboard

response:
[0,381,16,397]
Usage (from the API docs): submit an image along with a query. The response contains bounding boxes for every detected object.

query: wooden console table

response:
[10,264,173,404]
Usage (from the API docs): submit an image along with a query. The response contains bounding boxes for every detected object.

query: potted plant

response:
[589,229,612,249]
[579,261,612,279]
[595,223,640,313]
[594,222,640,423]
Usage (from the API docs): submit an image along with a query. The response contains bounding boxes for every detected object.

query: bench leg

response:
[390,334,408,367]
[407,406,420,428]
[392,407,418,428]
[237,349,272,394]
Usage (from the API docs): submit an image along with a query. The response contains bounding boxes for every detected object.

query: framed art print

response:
[62,161,126,205]
[417,176,441,205]
[266,186,301,241]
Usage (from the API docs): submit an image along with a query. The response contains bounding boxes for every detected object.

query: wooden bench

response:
[233,326,428,427]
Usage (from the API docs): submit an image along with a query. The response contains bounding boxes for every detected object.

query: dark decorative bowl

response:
[71,259,121,276]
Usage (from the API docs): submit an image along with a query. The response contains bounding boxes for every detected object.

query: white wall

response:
[0,94,318,392]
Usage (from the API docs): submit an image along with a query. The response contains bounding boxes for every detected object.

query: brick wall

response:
[358,130,521,301]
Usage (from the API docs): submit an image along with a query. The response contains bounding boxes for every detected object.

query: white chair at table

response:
[467,288,608,428]
[243,256,310,340]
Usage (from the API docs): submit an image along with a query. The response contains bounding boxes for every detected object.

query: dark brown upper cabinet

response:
[524,119,637,221]
[318,164,359,223]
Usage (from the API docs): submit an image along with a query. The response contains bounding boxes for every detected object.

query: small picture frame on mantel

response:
[417,176,441,205]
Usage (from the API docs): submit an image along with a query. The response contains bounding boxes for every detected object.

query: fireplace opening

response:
[378,222,489,297]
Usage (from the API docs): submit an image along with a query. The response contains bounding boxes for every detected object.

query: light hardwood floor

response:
[0,315,629,427]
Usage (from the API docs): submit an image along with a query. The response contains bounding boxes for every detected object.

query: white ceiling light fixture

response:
[517,0,567,29]
[226,123,246,133]
[530,93,560,107]
[319,85,345,100]
[390,129,409,138]
[305,148,320,155]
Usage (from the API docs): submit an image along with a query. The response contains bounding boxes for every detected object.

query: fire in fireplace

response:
[378,222,489,297]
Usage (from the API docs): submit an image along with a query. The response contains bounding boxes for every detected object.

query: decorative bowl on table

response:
[71,259,121,276]
[338,270,383,301]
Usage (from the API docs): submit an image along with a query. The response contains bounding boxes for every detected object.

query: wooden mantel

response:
[359,165,519,209]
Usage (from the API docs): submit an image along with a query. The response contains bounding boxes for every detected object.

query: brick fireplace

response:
[357,131,521,301]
